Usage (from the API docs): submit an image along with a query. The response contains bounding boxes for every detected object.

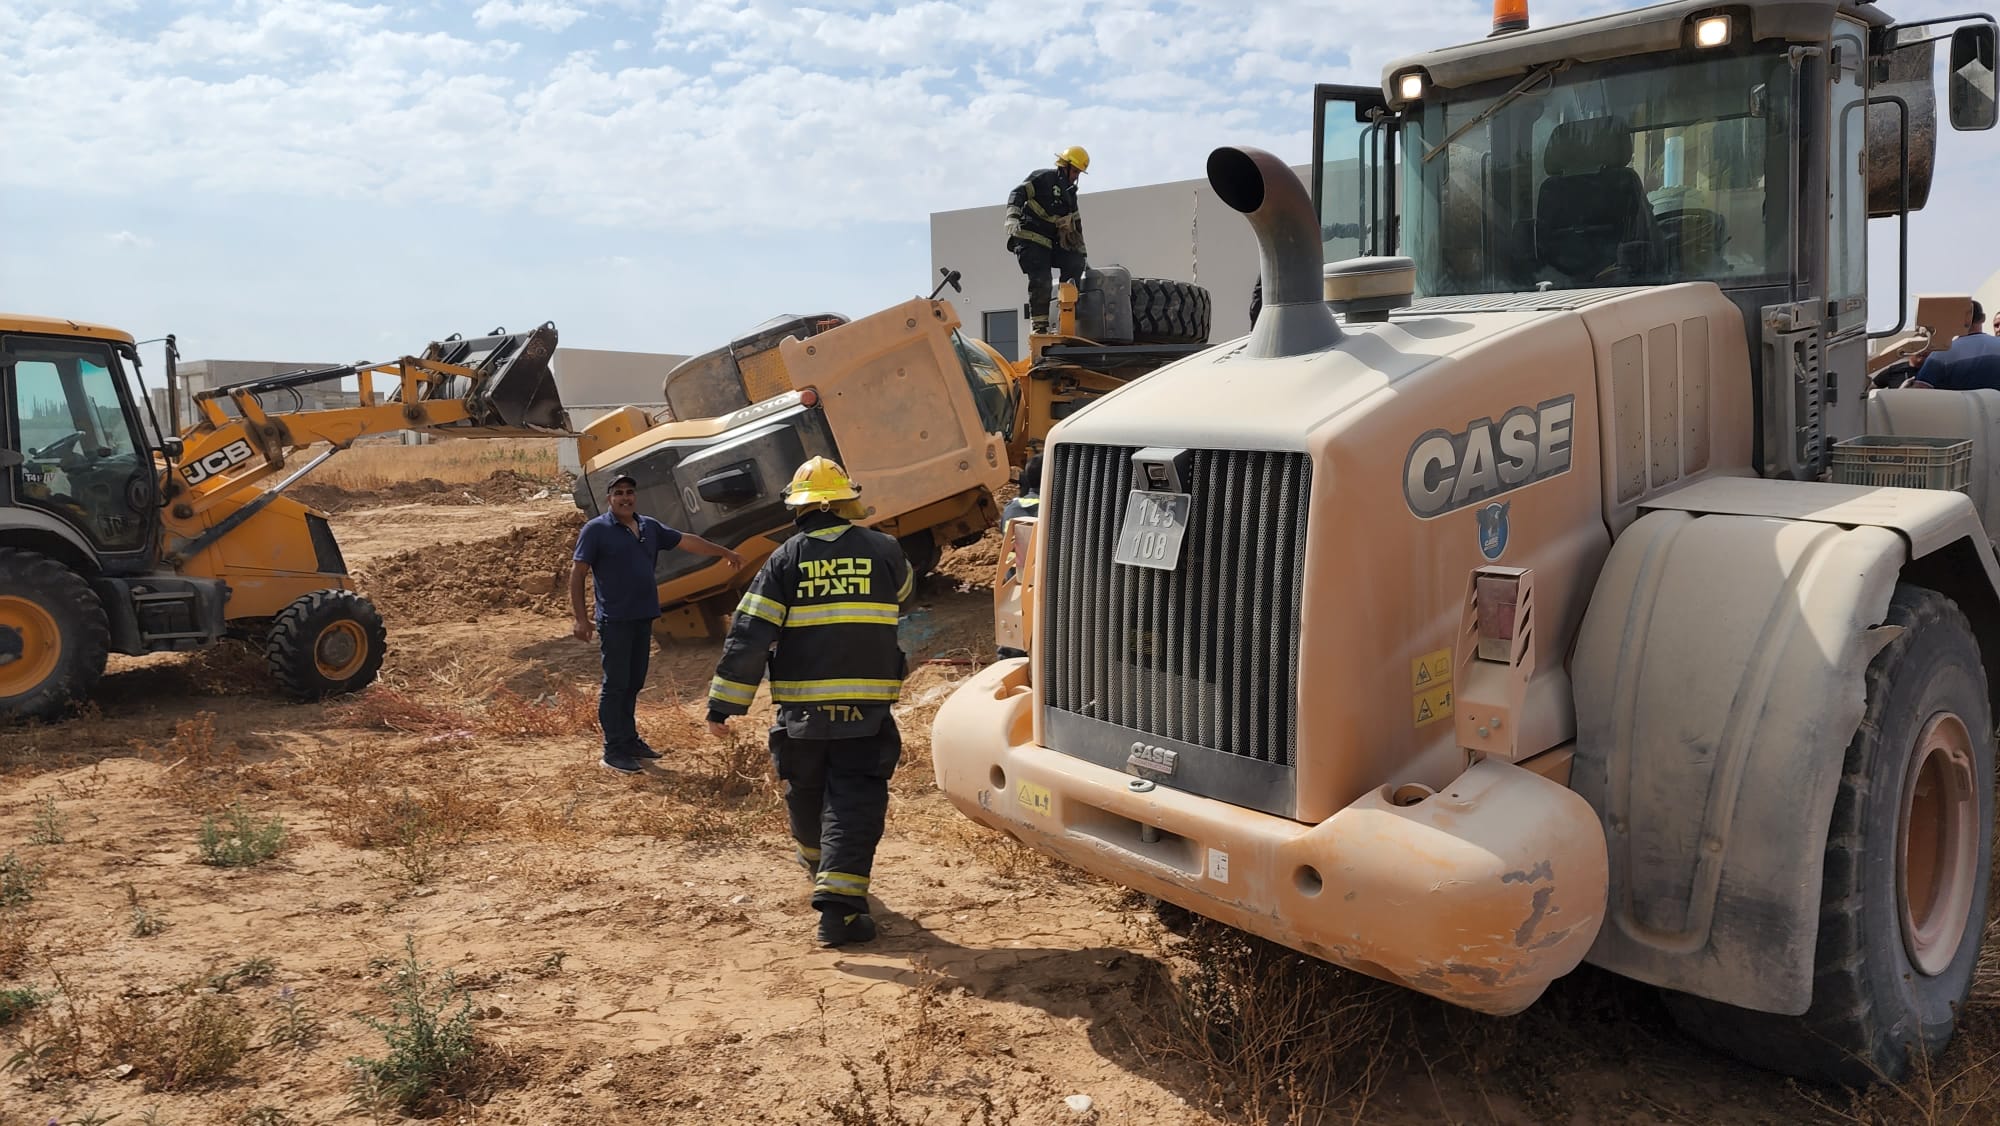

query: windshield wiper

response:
[1423,60,1571,163]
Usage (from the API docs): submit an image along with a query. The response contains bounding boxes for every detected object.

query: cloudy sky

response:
[2,0,1994,370]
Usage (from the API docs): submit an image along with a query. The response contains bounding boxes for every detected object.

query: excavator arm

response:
[163,323,567,524]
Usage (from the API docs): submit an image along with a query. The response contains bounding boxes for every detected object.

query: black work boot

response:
[816,908,877,948]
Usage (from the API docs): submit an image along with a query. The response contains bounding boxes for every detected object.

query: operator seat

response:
[1535,117,1661,283]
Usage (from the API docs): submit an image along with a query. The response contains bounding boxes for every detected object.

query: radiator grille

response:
[1041,444,1311,767]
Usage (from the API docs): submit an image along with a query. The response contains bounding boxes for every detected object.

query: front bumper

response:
[932,659,1609,1016]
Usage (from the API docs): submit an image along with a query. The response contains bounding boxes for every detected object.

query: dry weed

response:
[135,713,246,810]
[814,1048,1021,1126]
[176,639,274,696]
[513,789,595,842]
[1795,1009,2000,1125]
[1141,921,1397,1126]
[0,909,39,977]
[936,820,1068,885]
[53,763,109,801]
[889,957,963,1089]
[609,734,789,844]
[327,686,474,735]
[479,686,598,740]
[97,987,255,1092]
[301,437,561,491]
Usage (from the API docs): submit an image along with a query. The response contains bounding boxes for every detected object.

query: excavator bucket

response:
[423,322,570,431]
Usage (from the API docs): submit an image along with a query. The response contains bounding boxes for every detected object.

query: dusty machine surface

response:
[935,0,2000,1086]
[0,317,568,720]
[571,271,1210,639]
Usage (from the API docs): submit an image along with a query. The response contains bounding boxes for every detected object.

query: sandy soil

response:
[1,489,1993,1125]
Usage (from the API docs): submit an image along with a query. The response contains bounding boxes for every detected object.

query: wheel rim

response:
[0,595,61,699]
[312,619,368,681]
[1896,712,1981,977]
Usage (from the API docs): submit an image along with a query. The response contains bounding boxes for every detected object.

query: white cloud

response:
[473,0,589,32]
[105,230,154,249]
[6,0,1990,302]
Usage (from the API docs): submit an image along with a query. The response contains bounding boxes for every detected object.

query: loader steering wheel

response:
[29,432,83,463]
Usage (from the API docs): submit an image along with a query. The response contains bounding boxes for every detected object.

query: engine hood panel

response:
[1049,308,1557,454]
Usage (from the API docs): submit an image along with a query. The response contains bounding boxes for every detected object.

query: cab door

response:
[1313,84,1397,260]
[2,334,157,561]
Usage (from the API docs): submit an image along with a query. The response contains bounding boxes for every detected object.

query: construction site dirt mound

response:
[937,531,1000,588]
[292,469,568,513]
[358,508,586,625]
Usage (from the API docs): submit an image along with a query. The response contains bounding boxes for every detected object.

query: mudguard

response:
[0,507,102,570]
[1572,477,2000,1015]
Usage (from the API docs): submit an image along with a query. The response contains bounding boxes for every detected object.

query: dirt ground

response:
[1,481,1995,1125]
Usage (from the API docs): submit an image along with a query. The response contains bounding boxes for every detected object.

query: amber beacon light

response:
[1492,0,1529,35]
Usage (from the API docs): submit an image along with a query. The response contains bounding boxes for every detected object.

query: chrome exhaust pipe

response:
[1206,146,1343,359]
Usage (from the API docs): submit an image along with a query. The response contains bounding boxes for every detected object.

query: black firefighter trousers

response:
[771,720,903,915]
[1016,244,1087,327]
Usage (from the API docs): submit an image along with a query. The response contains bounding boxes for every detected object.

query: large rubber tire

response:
[1663,585,1995,1085]
[265,590,387,701]
[898,533,941,585]
[1130,278,1212,345]
[0,548,110,722]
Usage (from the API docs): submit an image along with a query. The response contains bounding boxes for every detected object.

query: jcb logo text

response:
[181,439,256,486]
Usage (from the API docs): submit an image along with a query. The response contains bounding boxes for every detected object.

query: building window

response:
[981,310,1019,362]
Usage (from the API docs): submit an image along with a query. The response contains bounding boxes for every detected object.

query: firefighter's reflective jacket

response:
[1006,168,1083,254]
[708,512,916,738]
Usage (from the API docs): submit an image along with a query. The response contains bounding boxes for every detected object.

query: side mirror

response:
[0,449,22,470]
[1949,23,1997,130]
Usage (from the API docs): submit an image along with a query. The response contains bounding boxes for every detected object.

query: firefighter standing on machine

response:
[1005,145,1090,335]
[706,457,916,947]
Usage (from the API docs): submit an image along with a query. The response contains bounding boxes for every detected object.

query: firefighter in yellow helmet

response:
[1005,145,1090,335]
[707,457,916,947]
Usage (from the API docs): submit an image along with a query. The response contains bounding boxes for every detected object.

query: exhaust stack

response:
[1206,146,1343,359]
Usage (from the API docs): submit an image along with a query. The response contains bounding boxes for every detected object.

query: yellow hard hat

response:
[784,456,861,507]
[1056,145,1090,173]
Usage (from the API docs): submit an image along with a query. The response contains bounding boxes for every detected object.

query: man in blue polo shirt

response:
[570,474,743,772]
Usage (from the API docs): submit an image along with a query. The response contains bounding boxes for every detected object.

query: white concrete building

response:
[550,346,689,474]
[928,164,1313,360]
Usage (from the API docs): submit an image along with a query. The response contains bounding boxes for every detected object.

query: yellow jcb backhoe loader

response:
[0,316,567,720]
[569,268,1212,639]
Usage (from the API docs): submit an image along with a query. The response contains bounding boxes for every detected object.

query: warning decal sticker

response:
[1413,683,1455,729]
[1411,647,1453,692]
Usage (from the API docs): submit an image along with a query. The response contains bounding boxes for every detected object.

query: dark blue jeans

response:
[596,617,652,754]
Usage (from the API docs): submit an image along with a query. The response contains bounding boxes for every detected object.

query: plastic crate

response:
[1828,435,1973,492]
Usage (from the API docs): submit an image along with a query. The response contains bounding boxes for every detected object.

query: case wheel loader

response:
[570,267,1212,640]
[0,315,567,721]
[936,0,2000,1087]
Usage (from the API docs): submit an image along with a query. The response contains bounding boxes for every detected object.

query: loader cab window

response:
[951,331,1019,442]
[4,337,149,553]
[1402,47,1794,297]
